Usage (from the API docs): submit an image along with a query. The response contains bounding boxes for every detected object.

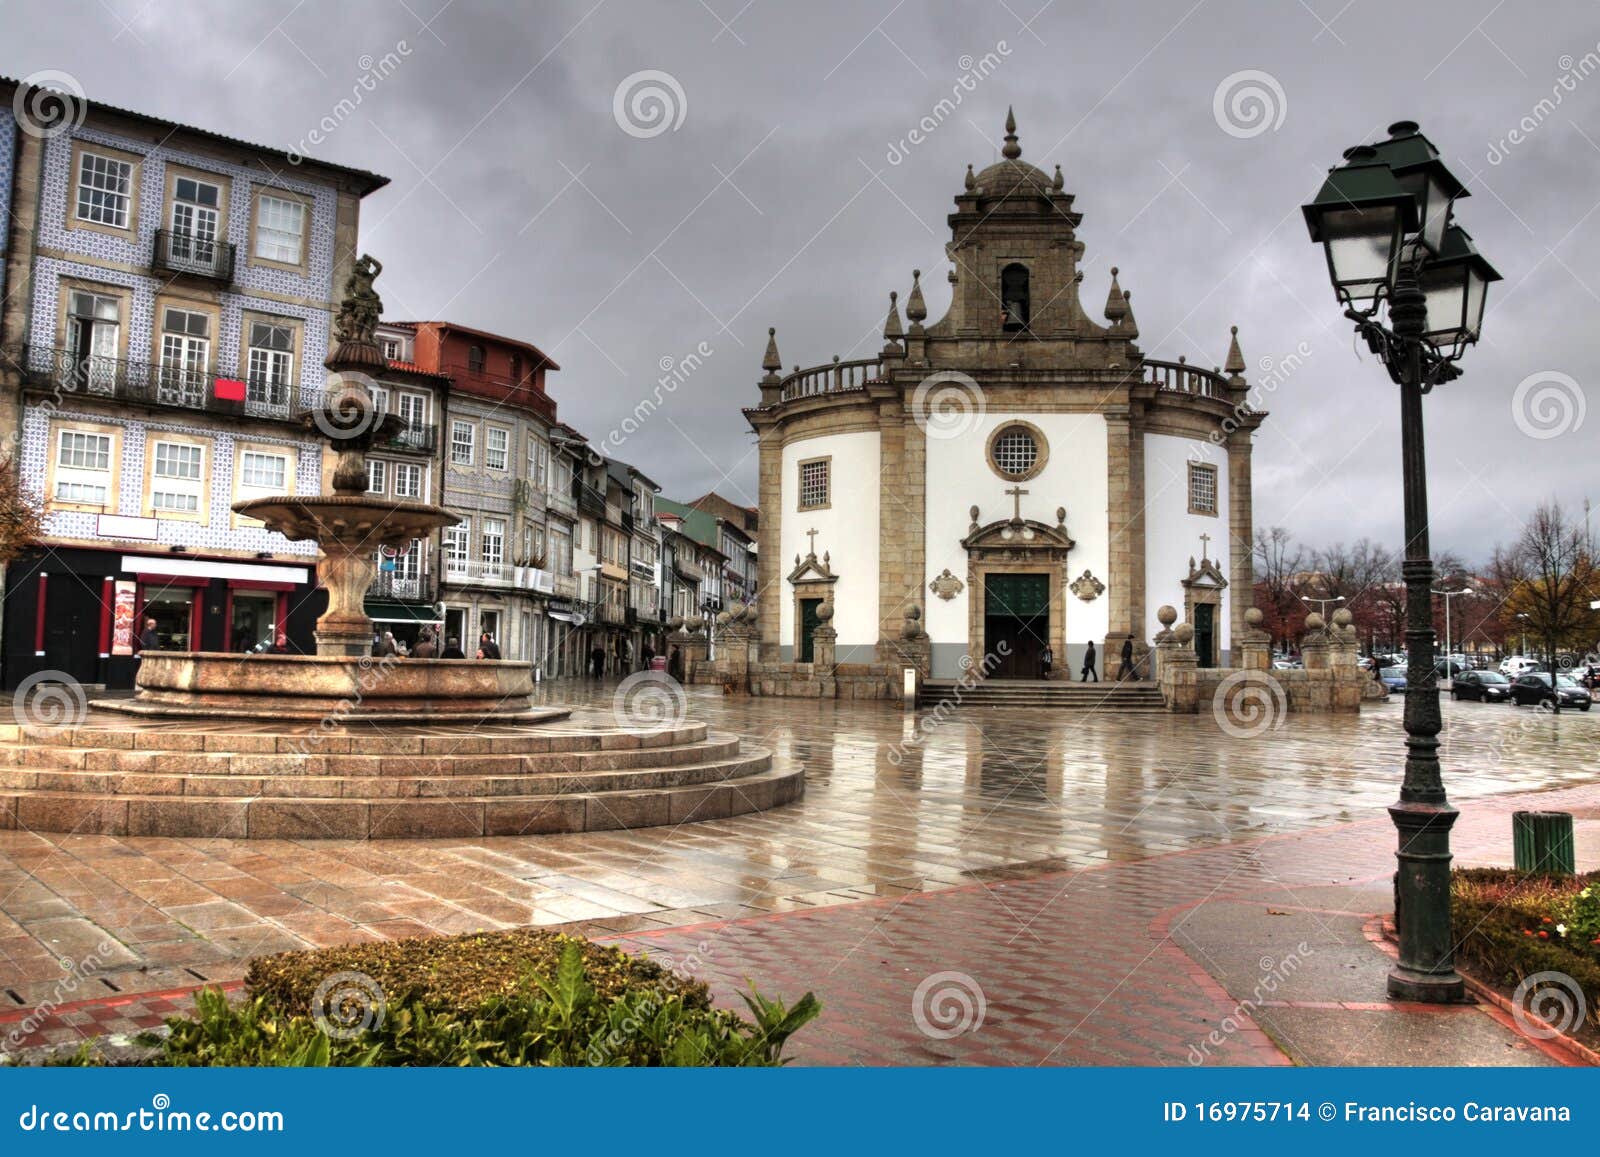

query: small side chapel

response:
[744,111,1267,682]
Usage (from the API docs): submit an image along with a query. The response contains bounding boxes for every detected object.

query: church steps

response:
[0,761,801,839]
[918,681,1167,711]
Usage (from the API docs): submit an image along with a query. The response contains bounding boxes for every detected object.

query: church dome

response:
[967,108,1058,200]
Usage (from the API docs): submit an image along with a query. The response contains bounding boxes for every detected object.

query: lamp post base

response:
[1386,966,1465,1003]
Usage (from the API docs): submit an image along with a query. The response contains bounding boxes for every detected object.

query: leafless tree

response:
[1497,500,1600,673]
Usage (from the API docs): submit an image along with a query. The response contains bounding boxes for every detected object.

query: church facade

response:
[745,113,1266,682]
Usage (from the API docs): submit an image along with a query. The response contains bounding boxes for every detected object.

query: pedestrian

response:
[411,630,437,659]
[137,616,161,654]
[589,644,605,680]
[376,631,398,657]
[1080,639,1098,682]
[440,636,466,660]
[371,629,383,656]
[1039,642,1053,680]
[667,645,683,682]
[267,631,292,655]
[642,643,655,670]
[1120,636,1136,681]
[478,631,502,660]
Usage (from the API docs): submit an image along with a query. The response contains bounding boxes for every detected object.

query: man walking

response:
[1039,642,1053,680]
[1080,639,1098,682]
[1120,636,1136,681]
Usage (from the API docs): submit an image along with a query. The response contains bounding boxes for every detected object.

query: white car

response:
[1500,656,1540,678]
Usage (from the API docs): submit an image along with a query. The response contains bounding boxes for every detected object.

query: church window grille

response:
[1188,463,1218,515]
[991,425,1039,478]
[798,458,829,509]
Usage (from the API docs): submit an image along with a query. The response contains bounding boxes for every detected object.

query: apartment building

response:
[0,77,387,689]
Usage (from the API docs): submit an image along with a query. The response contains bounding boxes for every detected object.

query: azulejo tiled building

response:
[745,113,1266,683]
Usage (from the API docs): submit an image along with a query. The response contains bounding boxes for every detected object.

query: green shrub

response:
[63,941,819,1068]
[1451,868,1600,1033]
[245,929,708,1016]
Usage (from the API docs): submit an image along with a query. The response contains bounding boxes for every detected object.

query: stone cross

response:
[1199,532,1211,562]
[806,527,819,557]
[1006,485,1028,522]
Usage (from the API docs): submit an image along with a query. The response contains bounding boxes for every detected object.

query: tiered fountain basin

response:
[102,652,560,723]
[0,711,799,838]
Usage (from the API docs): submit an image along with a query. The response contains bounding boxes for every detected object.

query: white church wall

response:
[1143,432,1231,657]
[923,412,1110,678]
[778,430,882,661]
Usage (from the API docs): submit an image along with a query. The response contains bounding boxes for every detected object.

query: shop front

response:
[2,547,320,691]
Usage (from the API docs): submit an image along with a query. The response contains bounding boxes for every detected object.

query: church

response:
[745,112,1265,683]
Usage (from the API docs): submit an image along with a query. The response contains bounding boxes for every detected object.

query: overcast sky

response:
[7,0,1599,563]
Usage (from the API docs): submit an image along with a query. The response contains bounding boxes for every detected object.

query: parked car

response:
[1451,670,1512,702]
[1434,658,1470,678]
[1509,673,1593,710]
[1500,656,1540,678]
[1378,667,1407,692]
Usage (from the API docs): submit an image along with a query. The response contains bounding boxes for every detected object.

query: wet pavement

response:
[1,681,1597,1062]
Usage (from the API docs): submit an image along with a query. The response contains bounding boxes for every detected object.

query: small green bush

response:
[1451,868,1600,1033]
[245,929,708,1016]
[63,940,819,1068]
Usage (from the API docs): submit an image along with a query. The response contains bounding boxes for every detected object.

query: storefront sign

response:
[111,581,138,655]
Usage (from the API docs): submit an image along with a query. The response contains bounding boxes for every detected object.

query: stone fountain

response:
[104,256,550,722]
[3,255,802,838]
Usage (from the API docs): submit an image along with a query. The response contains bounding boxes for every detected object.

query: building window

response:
[381,336,402,360]
[54,429,113,506]
[393,462,422,498]
[245,321,295,411]
[398,391,428,427]
[450,420,475,465]
[486,425,509,470]
[168,176,222,268]
[158,307,211,406]
[1001,263,1030,331]
[240,450,287,490]
[797,457,830,510]
[528,436,548,488]
[467,345,486,373]
[151,440,204,515]
[444,522,470,564]
[76,152,134,229]
[1188,462,1219,515]
[368,458,388,494]
[65,290,122,389]
[482,518,505,568]
[254,193,306,264]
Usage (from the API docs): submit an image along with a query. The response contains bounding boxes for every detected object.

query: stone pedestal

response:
[313,544,379,657]
[1238,606,1271,671]
[1300,613,1330,672]
[1160,623,1200,712]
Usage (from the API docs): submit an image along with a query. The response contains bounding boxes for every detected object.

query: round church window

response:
[988,423,1046,480]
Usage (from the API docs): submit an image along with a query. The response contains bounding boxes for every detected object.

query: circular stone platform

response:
[100,652,557,723]
[0,710,797,838]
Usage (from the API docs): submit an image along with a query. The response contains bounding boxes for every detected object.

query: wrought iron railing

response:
[778,356,884,402]
[153,229,236,282]
[379,421,438,454]
[19,345,319,421]
[368,571,436,601]
[1144,358,1229,400]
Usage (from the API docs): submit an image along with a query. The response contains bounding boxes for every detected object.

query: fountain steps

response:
[0,721,800,837]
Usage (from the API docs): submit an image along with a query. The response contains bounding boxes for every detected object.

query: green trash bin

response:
[1512,811,1575,875]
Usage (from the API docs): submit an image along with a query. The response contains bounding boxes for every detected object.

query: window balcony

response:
[18,345,319,423]
[443,558,509,586]
[378,421,438,455]
[152,229,236,283]
[368,571,436,602]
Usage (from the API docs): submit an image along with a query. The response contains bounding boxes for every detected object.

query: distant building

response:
[0,76,387,688]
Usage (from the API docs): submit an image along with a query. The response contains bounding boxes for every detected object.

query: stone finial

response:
[1104,267,1128,323]
[883,291,903,344]
[1055,506,1066,526]
[815,599,834,623]
[1001,106,1021,160]
[1305,611,1325,633]
[1174,622,1195,646]
[1157,605,1178,627]
[905,269,928,324]
[1224,324,1246,377]
[1332,607,1354,629]
[1052,164,1064,192]
[1121,289,1139,338]
[964,163,976,191]
[1244,606,1264,628]
[762,326,782,373]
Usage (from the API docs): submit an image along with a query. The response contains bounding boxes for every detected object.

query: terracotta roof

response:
[391,320,560,371]
[383,359,451,381]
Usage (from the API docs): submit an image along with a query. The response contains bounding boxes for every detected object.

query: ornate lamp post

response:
[1302,121,1502,1003]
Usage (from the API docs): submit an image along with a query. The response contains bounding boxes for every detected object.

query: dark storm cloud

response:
[7,0,1600,558]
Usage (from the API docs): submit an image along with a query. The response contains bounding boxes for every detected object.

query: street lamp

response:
[1431,586,1471,674]
[1298,594,1345,617]
[1303,120,1502,1004]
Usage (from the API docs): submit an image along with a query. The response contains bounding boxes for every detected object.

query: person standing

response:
[1039,642,1053,680]
[138,616,161,655]
[411,630,437,659]
[440,636,466,659]
[589,643,605,680]
[667,646,684,682]
[376,631,398,657]
[1120,637,1136,681]
[1080,639,1098,682]
[478,631,502,660]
